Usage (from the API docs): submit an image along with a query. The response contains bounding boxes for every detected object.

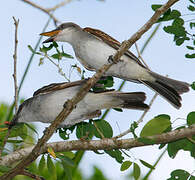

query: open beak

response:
[40,29,61,43]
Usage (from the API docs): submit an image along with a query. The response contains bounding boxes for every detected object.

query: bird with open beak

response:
[11,80,149,128]
[40,22,190,109]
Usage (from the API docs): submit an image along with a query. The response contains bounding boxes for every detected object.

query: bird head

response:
[40,22,82,43]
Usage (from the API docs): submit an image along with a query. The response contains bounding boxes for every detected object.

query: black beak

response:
[43,36,55,43]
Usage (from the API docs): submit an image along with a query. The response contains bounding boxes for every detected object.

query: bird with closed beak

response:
[40,22,190,109]
[11,80,149,128]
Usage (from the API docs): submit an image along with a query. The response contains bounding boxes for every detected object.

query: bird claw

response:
[108,55,122,64]
[108,55,116,64]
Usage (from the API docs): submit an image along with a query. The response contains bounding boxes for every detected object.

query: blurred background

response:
[1,0,195,179]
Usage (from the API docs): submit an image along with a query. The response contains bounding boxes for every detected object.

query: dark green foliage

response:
[191,82,195,90]
[139,159,155,170]
[187,111,195,126]
[167,127,195,158]
[130,121,138,138]
[152,2,195,58]
[105,150,124,163]
[87,166,108,180]
[76,122,95,139]
[93,119,113,138]
[168,169,195,180]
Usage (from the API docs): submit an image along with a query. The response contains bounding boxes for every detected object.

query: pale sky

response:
[1,0,195,179]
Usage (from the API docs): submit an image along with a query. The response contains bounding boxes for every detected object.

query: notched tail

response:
[143,71,190,109]
[149,71,190,94]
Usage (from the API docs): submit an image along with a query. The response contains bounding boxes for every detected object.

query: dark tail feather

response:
[144,71,190,108]
[112,92,149,110]
[149,71,190,94]
[142,80,181,109]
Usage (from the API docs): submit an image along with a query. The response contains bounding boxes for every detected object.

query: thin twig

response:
[44,54,70,81]
[187,137,195,144]
[46,0,74,12]
[21,0,60,25]
[93,122,105,139]
[0,1,180,179]
[135,43,150,69]
[137,93,158,123]
[13,17,19,113]
[20,170,45,180]
[0,17,20,157]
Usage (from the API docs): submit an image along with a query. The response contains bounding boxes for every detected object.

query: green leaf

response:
[185,53,195,58]
[133,163,141,180]
[151,4,162,11]
[113,108,123,112]
[61,52,74,59]
[61,161,72,180]
[57,151,75,159]
[167,130,195,158]
[186,46,195,50]
[190,22,195,29]
[172,18,184,26]
[120,161,132,171]
[24,123,38,135]
[57,155,75,167]
[130,121,138,138]
[167,169,195,180]
[53,41,58,48]
[28,45,36,53]
[140,114,171,137]
[140,159,155,169]
[105,150,124,163]
[188,5,195,11]
[170,10,181,18]
[164,25,186,37]
[176,38,185,46]
[191,82,195,90]
[187,111,195,126]
[51,53,61,59]
[47,155,56,176]
[90,166,108,180]
[0,123,27,140]
[189,0,194,4]
[0,165,11,173]
[76,122,94,139]
[159,143,166,149]
[58,128,70,140]
[38,155,46,172]
[97,76,114,88]
[40,44,53,53]
[94,120,113,138]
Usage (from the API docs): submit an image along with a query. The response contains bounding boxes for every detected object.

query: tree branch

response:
[0,17,19,157]
[13,17,19,113]
[19,170,45,180]
[20,0,60,25]
[0,0,179,179]
[46,0,74,12]
[1,124,195,167]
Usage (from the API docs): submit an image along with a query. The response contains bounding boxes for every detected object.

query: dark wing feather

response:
[83,27,146,68]
[33,79,87,96]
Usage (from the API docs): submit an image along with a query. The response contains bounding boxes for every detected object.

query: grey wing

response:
[83,27,146,69]
[33,79,87,96]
